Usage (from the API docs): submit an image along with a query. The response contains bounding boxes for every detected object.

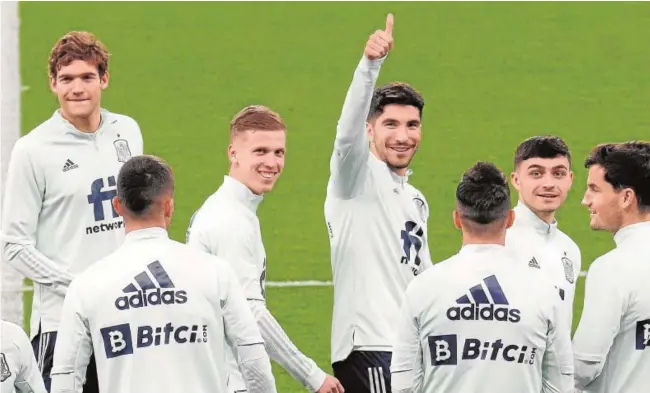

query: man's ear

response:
[112,197,123,217]
[453,209,462,230]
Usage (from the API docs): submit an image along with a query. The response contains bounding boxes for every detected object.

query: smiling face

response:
[228,129,286,195]
[511,156,574,217]
[368,104,422,175]
[227,105,287,195]
[581,164,625,232]
[50,59,107,121]
[48,31,110,123]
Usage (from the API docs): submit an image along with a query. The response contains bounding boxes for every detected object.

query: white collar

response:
[458,244,506,255]
[221,175,264,212]
[125,227,169,242]
[368,153,412,186]
[513,201,558,239]
[54,108,111,137]
[613,221,650,247]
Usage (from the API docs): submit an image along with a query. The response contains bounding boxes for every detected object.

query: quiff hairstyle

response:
[229,105,286,140]
[48,31,110,79]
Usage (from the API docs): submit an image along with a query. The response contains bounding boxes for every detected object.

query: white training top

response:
[391,244,574,393]
[1,109,143,338]
[573,221,650,393]
[49,228,276,393]
[187,176,326,392]
[325,54,432,364]
[0,320,47,393]
[505,202,581,327]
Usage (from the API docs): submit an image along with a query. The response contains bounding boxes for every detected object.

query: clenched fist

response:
[364,13,394,60]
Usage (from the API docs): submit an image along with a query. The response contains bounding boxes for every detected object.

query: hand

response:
[316,374,344,393]
[364,13,394,60]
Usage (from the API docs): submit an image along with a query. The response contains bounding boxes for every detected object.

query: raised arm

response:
[1,139,73,295]
[329,14,394,199]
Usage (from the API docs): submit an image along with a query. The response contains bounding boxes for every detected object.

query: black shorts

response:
[31,328,99,393]
[332,351,392,393]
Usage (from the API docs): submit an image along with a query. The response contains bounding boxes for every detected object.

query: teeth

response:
[260,172,274,179]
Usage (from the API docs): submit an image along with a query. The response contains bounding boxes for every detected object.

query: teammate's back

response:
[400,245,570,392]
[391,162,573,393]
[65,234,253,392]
[50,155,276,393]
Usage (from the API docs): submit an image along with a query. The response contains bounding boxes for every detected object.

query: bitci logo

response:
[635,319,650,350]
[427,334,538,366]
[100,322,208,359]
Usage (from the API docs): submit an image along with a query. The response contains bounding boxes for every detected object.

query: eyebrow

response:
[526,164,569,170]
[58,72,97,79]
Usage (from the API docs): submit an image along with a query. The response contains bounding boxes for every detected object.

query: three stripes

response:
[456,275,509,305]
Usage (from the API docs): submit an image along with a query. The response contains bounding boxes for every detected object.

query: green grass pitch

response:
[17,2,650,391]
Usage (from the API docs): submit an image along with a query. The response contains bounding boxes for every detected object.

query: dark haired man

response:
[573,141,650,393]
[391,162,573,393]
[49,155,277,393]
[325,14,432,393]
[506,136,581,328]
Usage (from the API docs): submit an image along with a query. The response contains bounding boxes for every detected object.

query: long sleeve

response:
[249,300,326,392]
[572,258,623,390]
[390,290,422,393]
[1,139,73,290]
[14,325,47,393]
[220,265,277,393]
[329,55,385,199]
[541,294,574,393]
[49,282,93,393]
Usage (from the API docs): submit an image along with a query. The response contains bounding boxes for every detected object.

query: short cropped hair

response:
[585,141,650,211]
[456,162,511,225]
[48,31,110,79]
[117,155,174,216]
[514,135,571,168]
[230,105,286,139]
[368,82,424,120]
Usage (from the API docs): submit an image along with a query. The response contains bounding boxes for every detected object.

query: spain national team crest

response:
[561,254,574,284]
[413,197,428,223]
[0,353,11,382]
[113,139,132,163]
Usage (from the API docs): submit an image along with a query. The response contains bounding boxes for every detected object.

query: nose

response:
[261,154,277,168]
[71,79,84,94]
[394,127,409,144]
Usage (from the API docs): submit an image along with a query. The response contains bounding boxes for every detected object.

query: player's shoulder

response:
[409,254,460,292]
[1,320,27,339]
[169,238,239,281]
[555,228,580,254]
[192,188,250,230]
[587,247,623,278]
[15,113,62,151]
[102,109,141,133]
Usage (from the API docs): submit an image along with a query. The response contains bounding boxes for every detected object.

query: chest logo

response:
[413,197,428,222]
[0,353,11,382]
[114,139,132,163]
[561,253,575,284]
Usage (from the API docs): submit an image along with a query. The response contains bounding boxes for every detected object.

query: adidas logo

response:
[62,159,78,172]
[446,275,521,323]
[114,261,187,310]
[528,257,540,269]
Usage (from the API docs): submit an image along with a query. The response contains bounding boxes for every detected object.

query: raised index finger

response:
[385,13,394,35]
